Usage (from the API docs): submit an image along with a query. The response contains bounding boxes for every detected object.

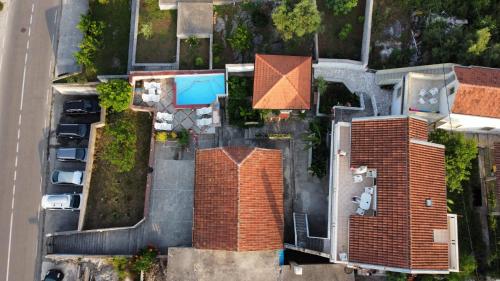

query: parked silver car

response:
[50,170,85,186]
[41,194,82,210]
[56,148,88,162]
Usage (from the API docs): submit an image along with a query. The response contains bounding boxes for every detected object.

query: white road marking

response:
[5,1,37,280]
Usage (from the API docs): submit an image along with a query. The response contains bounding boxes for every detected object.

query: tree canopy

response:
[96,79,132,112]
[429,129,478,193]
[272,0,321,41]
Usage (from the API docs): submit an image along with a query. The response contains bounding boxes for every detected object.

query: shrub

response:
[110,256,130,280]
[429,129,478,193]
[228,25,252,53]
[74,13,105,72]
[186,36,200,49]
[272,0,321,41]
[316,76,328,96]
[131,246,159,273]
[139,22,153,40]
[468,27,491,55]
[251,9,269,28]
[155,131,167,142]
[357,15,365,23]
[338,23,352,40]
[326,0,358,15]
[177,129,189,147]
[213,56,221,65]
[194,56,204,67]
[96,80,132,112]
[102,116,137,173]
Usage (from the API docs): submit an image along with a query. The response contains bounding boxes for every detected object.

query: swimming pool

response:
[175,74,226,106]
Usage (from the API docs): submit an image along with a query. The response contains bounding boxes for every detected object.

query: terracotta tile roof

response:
[349,117,449,271]
[193,147,284,251]
[452,66,500,118]
[253,54,312,110]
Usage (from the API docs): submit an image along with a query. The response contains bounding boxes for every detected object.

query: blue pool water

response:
[175,74,226,105]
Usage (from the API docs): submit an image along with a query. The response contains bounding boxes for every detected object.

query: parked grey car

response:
[56,123,89,140]
[56,148,88,162]
[41,193,82,210]
[50,170,85,186]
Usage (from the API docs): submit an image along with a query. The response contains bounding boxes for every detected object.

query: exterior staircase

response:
[293,212,327,254]
[46,228,142,255]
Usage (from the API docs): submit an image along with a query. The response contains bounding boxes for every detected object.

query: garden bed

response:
[179,38,210,70]
[212,2,315,68]
[90,0,131,75]
[226,75,273,128]
[368,0,413,69]
[317,0,365,60]
[318,82,360,114]
[84,110,152,229]
[135,0,177,63]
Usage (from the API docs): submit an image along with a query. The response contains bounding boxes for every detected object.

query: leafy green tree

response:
[228,25,252,53]
[429,129,478,193]
[74,13,105,72]
[272,0,321,41]
[326,0,358,15]
[468,27,491,55]
[97,80,132,112]
[139,22,153,39]
[103,117,137,172]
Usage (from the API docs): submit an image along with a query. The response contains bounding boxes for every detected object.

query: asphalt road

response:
[0,0,60,280]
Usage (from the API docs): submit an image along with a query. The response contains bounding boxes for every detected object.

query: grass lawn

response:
[135,1,177,63]
[368,0,413,69]
[84,110,152,229]
[212,2,314,68]
[179,38,210,70]
[318,82,360,114]
[317,0,365,60]
[90,0,131,75]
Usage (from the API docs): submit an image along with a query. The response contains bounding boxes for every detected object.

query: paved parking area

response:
[44,93,100,233]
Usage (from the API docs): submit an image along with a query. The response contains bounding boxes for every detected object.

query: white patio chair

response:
[429,87,439,96]
[419,89,427,97]
[351,196,361,204]
[366,170,377,178]
[353,175,363,183]
[365,187,374,194]
[418,97,426,105]
[196,107,212,116]
[196,117,212,127]
[356,208,365,216]
[157,112,173,122]
[154,122,173,131]
[151,95,161,103]
[142,94,153,103]
[351,166,367,174]
[429,97,438,104]
[148,88,156,95]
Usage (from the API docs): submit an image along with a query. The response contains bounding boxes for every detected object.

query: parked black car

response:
[63,99,100,115]
[43,269,64,281]
[56,148,88,162]
[56,124,89,140]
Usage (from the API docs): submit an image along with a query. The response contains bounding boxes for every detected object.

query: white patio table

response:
[359,192,372,210]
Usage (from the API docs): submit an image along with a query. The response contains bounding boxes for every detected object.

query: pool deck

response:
[133,78,218,134]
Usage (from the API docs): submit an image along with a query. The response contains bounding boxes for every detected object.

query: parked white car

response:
[41,194,82,210]
[50,170,85,186]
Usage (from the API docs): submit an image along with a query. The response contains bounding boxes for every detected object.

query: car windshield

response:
[75,149,86,160]
[78,125,87,136]
[70,195,80,208]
